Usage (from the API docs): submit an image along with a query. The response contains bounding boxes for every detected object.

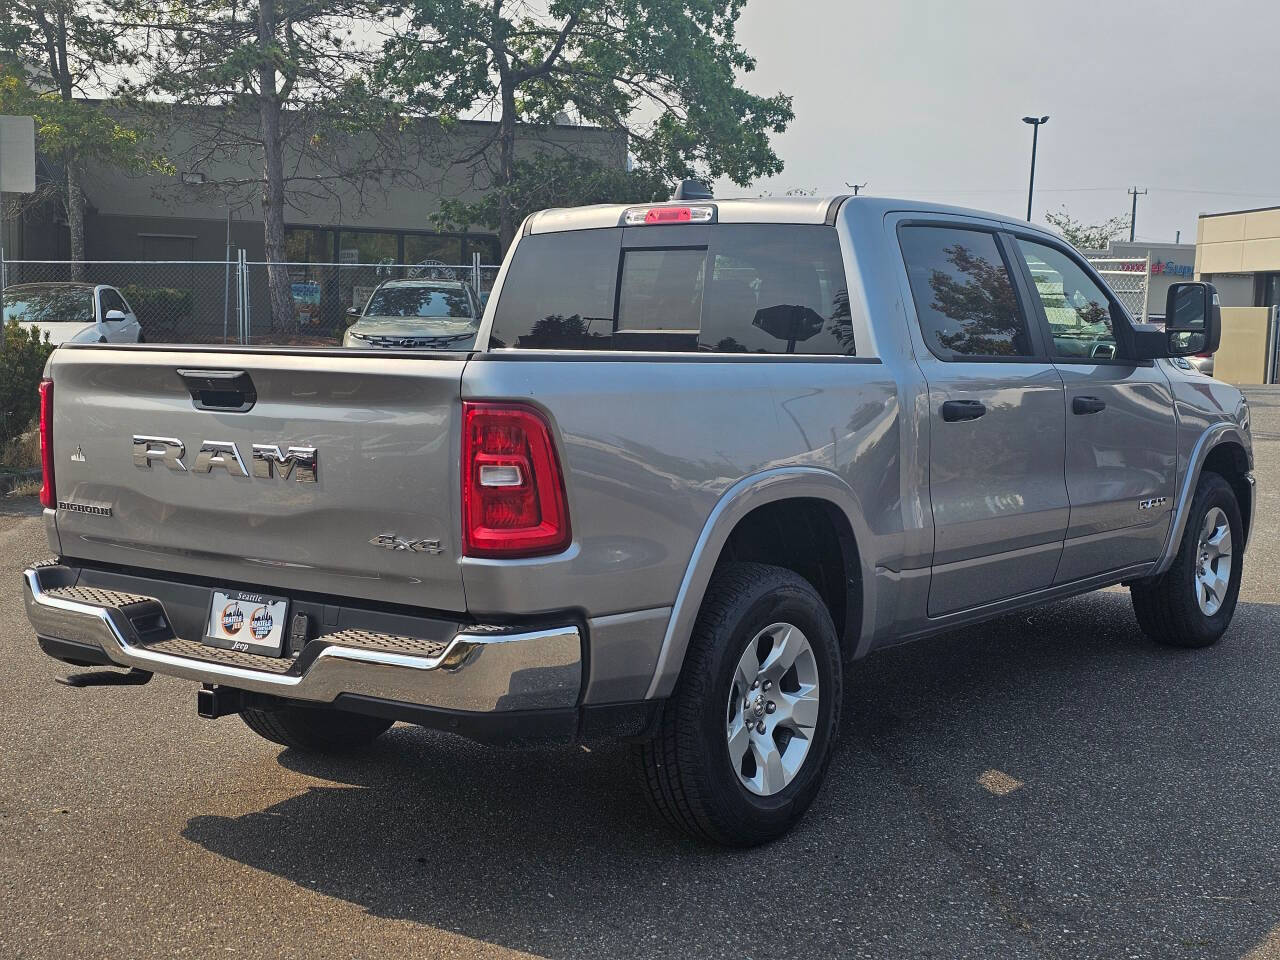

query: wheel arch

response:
[1154,423,1254,576]
[645,468,874,700]
[1202,439,1253,550]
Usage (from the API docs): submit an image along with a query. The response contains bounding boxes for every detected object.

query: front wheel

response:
[1131,471,1243,648]
[634,562,842,846]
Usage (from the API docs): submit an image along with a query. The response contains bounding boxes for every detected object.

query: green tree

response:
[381,0,793,249]
[433,152,670,235]
[0,1,165,276]
[1044,206,1129,251]
[0,318,54,451]
[134,0,409,328]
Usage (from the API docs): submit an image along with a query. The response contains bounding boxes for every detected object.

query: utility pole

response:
[1128,186,1147,242]
[844,181,868,196]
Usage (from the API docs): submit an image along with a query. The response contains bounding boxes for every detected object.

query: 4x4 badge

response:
[369,534,444,555]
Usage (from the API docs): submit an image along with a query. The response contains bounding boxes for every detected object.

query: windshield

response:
[3,288,94,324]
[364,286,474,320]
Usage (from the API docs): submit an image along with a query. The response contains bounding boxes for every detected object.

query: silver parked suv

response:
[22,196,1255,845]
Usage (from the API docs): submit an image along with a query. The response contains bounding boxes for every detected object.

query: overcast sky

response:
[713,0,1279,246]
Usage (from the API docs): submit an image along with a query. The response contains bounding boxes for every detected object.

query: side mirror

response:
[1128,282,1221,360]
[346,306,360,317]
[1163,281,1221,357]
[104,309,127,322]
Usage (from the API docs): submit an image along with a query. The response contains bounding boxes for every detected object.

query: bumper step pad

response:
[143,637,298,674]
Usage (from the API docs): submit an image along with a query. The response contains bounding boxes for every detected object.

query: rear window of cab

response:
[489,224,856,355]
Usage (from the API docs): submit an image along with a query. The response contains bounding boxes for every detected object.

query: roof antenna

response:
[844,181,868,196]
[672,179,713,201]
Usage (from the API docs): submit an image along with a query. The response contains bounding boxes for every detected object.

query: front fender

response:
[1153,421,1253,575]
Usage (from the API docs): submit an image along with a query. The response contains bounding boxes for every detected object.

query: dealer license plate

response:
[205,589,289,656]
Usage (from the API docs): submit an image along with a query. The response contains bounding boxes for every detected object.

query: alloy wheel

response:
[1194,506,1233,616]
[725,622,821,797]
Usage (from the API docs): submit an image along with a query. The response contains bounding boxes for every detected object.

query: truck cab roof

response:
[524,194,1032,235]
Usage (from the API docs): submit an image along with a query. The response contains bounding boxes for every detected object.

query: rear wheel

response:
[635,562,842,846]
[1131,471,1243,648]
[240,703,392,753]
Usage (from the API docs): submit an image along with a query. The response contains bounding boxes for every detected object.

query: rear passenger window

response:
[490,224,856,355]
[898,225,1034,359]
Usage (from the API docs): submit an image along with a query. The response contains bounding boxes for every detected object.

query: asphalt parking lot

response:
[1,391,1278,960]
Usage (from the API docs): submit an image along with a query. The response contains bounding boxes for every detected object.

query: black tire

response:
[1131,471,1243,648]
[240,703,393,753]
[634,562,843,846]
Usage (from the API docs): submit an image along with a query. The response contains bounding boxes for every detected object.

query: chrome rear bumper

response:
[23,564,581,714]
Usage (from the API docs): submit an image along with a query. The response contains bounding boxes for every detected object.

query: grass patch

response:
[5,479,40,498]
[0,429,40,471]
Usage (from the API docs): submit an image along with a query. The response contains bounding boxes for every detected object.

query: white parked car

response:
[3,282,144,345]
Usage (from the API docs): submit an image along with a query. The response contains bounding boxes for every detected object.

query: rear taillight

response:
[462,401,570,558]
[38,379,55,509]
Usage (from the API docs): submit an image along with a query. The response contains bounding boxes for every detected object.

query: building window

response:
[405,234,464,266]
[284,228,333,264]
[338,230,399,264]
[463,235,500,264]
[1259,273,1280,309]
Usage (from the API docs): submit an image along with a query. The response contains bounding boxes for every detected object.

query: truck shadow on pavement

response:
[183,590,1280,959]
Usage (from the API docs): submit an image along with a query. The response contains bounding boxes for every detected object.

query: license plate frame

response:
[205,589,290,657]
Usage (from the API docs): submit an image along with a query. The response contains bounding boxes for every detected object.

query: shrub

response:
[0,318,55,452]
[120,284,193,329]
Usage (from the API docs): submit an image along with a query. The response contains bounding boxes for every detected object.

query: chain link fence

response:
[1086,255,1151,323]
[1,255,500,345]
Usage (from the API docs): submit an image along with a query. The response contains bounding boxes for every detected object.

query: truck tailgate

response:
[47,348,466,612]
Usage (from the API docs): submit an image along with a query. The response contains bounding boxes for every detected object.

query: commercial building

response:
[0,108,626,340]
[1194,205,1280,308]
[1194,205,1280,385]
[4,109,626,267]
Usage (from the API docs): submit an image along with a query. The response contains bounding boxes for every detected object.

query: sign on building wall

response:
[0,116,36,194]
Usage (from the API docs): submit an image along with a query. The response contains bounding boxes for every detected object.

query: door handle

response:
[1073,396,1107,415]
[941,400,986,422]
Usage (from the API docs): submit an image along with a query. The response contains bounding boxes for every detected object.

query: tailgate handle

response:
[176,368,257,412]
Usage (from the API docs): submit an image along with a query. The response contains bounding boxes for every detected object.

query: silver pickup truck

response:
[22,196,1255,846]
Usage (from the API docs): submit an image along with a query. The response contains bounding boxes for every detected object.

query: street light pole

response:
[1022,115,1049,221]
